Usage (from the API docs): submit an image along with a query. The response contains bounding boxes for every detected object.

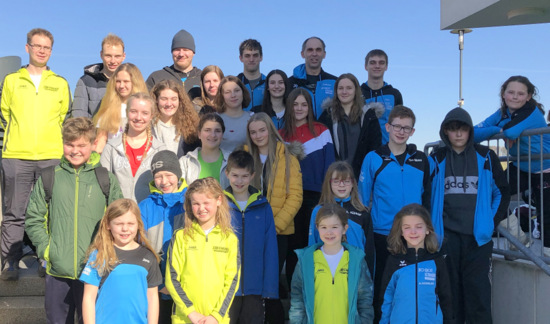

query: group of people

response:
[0,26,548,324]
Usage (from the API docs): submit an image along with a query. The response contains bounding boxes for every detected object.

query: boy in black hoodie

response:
[429,108,510,324]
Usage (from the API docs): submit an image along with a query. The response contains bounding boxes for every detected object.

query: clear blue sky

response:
[1,1,549,148]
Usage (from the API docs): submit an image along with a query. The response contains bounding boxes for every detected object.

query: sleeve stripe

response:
[218,245,241,317]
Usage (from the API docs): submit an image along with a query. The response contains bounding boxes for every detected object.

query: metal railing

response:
[424,126,550,275]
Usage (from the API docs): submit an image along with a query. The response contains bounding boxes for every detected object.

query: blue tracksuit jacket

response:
[289,64,336,119]
[238,73,266,112]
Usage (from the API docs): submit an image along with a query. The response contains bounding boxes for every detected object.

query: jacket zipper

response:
[241,209,245,293]
[74,170,80,278]
[415,251,418,324]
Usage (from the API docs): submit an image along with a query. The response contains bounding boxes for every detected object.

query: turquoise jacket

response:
[289,242,374,324]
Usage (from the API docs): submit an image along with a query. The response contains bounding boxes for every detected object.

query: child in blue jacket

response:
[138,150,187,324]
[224,150,278,323]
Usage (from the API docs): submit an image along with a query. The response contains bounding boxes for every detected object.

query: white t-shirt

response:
[321,246,344,277]
[30,74,41,92]
[237,200,248,211]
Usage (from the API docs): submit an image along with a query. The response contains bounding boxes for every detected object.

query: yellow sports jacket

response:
[0,67,71,160]
[165,222,241,324]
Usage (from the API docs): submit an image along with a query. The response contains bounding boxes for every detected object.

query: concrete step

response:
[0,254,45,297]
[0,296,46,324]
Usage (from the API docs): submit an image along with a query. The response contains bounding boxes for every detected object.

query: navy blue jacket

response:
[380,247,453,324]
[358,144,431,235]
[238,73,266,112]
[225,186,279,298]
[289,64,336,119]
[360,82,403,145]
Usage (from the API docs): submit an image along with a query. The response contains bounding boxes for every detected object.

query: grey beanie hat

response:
[151,150,182,180]
[171,29,196,53]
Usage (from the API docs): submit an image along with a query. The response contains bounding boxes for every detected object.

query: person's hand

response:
[188,311,206,324]
[159,287,169,295]
[198,315,218,324]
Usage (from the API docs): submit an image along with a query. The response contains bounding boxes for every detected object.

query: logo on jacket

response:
[213,246,229,253]
[399,260,407,267]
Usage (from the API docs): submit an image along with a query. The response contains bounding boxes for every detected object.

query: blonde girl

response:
[165,177,240,324]
[380,203,453,324]
[150,79,200,157]
[81,198,162,324]
[245,112,303,323]
[93,63,148,153]
[289,204,374,324]
[100,92,167,203]
[308,161,375,278]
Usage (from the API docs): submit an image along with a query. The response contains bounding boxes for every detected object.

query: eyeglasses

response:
[28,44,52,52]
[389,124,413,134]
[331,179,352,186]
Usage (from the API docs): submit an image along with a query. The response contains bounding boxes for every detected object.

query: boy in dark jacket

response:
[224,150,278,324]
[25,117,123,324]
[429,108,510,323]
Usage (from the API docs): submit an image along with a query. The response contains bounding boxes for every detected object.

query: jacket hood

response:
[360,81,394,93]
[286,141,306,160]
[83,63,104,76]
[60,151,101,172]
[439,107,474,149]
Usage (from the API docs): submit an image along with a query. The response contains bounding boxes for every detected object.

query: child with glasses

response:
[358,105,431,322]
[308,161,375,279]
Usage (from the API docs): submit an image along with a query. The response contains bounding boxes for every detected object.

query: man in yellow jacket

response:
[0,28,71,280]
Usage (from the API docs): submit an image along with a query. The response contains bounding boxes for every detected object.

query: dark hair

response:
[387,203,438,254]
[281,88,317,140]
[239,39,262,56]
[226,150,254,174]
[214,76,251,113]
[302,36,326,52]
[443,120,470,132]
[260,69,291,116]
[365,49,388,66]
[499,75,544,115]
[331,73,364,124]
[198,112,225,134]
[388,105,416,126]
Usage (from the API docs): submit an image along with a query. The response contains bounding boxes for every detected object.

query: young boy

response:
[224,150,278,324]
[139,150,187,324]
[430,107,510,323]
[358,105,431,322]
[25,117,123,324]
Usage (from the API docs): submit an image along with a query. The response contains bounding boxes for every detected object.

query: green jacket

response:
[25,152,123,279]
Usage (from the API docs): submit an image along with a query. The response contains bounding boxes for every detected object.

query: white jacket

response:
[179,147,230,189]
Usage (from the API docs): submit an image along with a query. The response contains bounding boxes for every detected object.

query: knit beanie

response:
[151,150,182,179]
[171,29,195,53]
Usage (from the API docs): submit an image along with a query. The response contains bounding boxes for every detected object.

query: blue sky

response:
[1,1,549,148]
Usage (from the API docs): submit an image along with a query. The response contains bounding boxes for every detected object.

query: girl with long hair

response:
[150,79,200,157]
[93,63,148,153]
[81,198,162,324]
[251,69,291,130]
[192,65,224,112]
[165,177,240,324]
[319,73,382,177]
[100,92,166,203]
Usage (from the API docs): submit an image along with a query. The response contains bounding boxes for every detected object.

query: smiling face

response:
[503,81,532,113]
[198,120,223,150]
[190,192,221,230]
[248,120,269,150]
[108,211,140,250]
[267,73,285,99]
[203,72,221,99]
[101,44,125,75]
[226,167,253,198]
[386,117,415,147]
[293,95,309,126]
[401,215,428,251]
[330,173,353,199]
[365,55,388,79]
[63,136,93,170]
[172,47,194,72]
[154,170,179,194]
[337,78,355,106]
[317,215,348,249]
[127,99,153,134]
[222,81,243,111]
[115,70,133,100]
[157,88,179,122]
[26,34,52,68]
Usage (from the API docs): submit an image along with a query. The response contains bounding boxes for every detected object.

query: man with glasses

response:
[361,49,403,145]
[0,28,71,281]
[358,105,430,322]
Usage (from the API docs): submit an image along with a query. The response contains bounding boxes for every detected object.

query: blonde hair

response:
[151,79,199,143]
[85,199,159,276]
[27,28,53,46]
[319,161,366,212]
[101,33,124,51]
[182,178,233,239]
[245,113,292,193]
[93,63,147,134]
[387,203,439,255]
